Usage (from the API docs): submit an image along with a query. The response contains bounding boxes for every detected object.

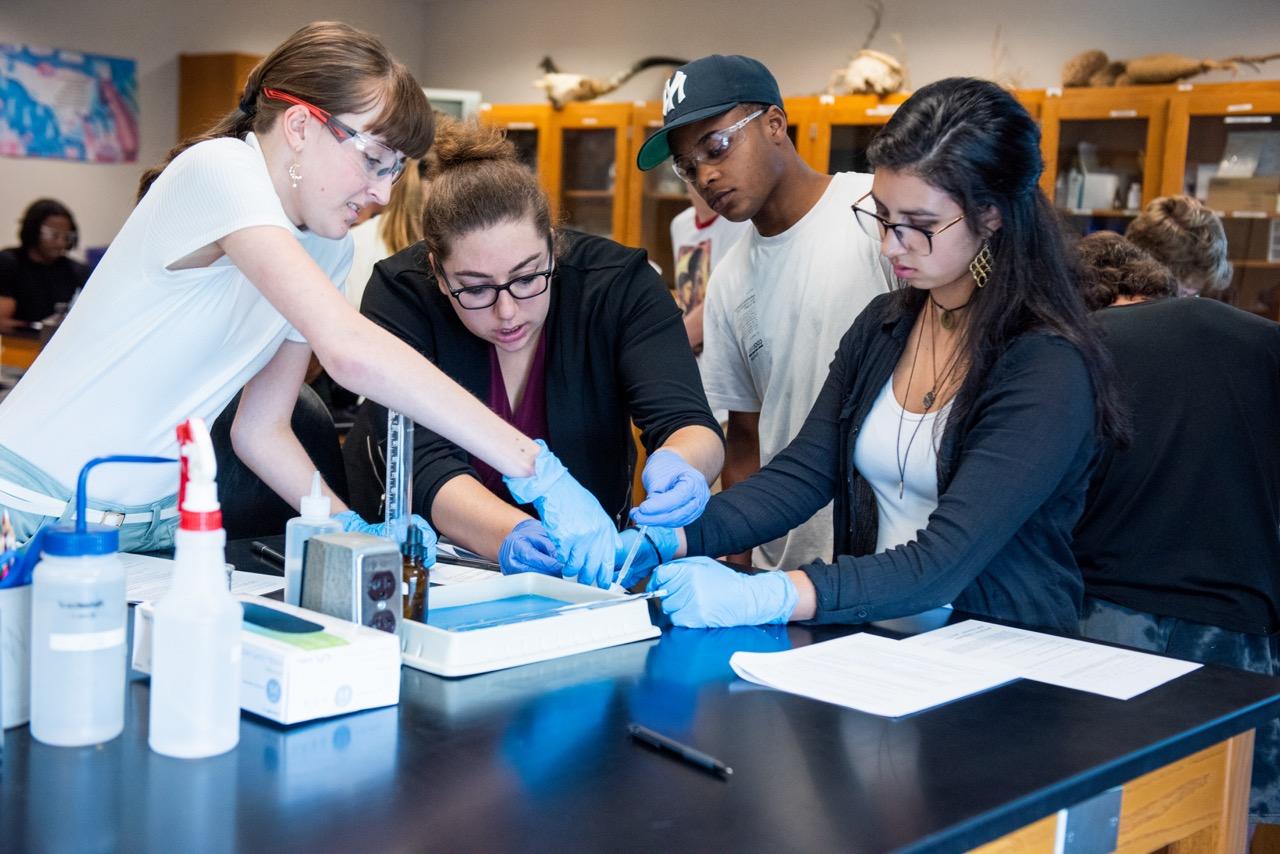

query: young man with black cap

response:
[637,54,890,570]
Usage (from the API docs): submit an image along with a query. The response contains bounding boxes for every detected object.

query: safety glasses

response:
[262,87,407,183]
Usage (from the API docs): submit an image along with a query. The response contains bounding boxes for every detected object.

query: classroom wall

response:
[417,0,1280,105]
[2,0,1276,253]
[0,0,428,257]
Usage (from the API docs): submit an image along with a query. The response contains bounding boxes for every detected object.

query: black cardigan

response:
[684,292,1098,634]
[343,231,722,530]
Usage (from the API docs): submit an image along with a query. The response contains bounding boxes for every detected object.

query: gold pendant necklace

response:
[930,293,972,331]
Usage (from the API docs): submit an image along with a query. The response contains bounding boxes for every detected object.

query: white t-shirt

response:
[669,206,751,423]
[852,376,948,553]
[700,171,892,570]
[668,206,751,315]
[344,215,392,310]
[0,133,351,505]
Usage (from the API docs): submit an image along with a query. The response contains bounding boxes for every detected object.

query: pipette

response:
[613,524,648,590]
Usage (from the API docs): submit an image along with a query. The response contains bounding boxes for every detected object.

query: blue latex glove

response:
[649,556,798,628]
[613,526,679,588]
[499,519,561,576]
[630,449,710,527]
[333,510,438,567]
[504,440,621,588]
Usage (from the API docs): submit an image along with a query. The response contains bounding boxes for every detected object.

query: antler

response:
[860,0,884,51]
[1221,52,1280,73]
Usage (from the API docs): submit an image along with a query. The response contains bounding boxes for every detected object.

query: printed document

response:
[730,632,1018,718]
[122,553,283,603]
[901,620,1201,700]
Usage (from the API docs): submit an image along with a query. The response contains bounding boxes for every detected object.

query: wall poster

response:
[0,43,139,162]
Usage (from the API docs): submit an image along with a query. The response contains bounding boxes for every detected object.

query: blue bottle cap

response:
[42,523,119,557]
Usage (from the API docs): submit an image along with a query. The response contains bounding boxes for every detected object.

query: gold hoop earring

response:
[289,163,302,189]
[969,239,993,288]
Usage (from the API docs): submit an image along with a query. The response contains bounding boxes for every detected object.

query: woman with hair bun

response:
[0,22,619,567]
[346,118,724,588]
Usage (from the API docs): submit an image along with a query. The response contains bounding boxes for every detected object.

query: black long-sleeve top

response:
[1074,298,1280,634]
[684,292,1098,633]
[343,231,722,530]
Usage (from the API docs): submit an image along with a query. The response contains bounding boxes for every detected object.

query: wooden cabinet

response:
[624,101,688,286]
[477,103,560,220]
[557,103,633,242]
[178,53,261,140]
[1041,85,1171,215]
[1162,83,1280,319]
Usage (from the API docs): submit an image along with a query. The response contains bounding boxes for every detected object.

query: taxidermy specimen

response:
[535,56,687,108]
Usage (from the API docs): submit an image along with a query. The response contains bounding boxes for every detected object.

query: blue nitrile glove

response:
[499,519,561,576]
[649,556,799,628]
[504,440,622,588]
[333,510,438,567]
[613,526,679,588]
[630,449,710,527]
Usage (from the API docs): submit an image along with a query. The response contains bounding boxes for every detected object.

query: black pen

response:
[251,541,285,570]
[627,723,733,779]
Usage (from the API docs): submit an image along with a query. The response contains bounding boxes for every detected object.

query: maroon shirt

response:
[471,328,550,503]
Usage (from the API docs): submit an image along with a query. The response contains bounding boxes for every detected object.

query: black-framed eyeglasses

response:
[262,87,407,182]
[39,225,77,244]
[671,108,765,183]
[851,191,966,257]
[438,237,555,310]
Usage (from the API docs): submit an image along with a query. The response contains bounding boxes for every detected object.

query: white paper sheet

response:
[122,553,284,603]
[901,620,1202,701]
[430,560,502,586]
[729,632,1018,718]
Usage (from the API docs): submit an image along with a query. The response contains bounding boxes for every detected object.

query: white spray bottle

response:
[283,471,340,606]
[148,417,243,758]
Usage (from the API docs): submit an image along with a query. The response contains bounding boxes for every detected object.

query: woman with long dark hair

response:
[632,77,1128,632]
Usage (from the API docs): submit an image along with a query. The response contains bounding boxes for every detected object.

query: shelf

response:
[562,190,615,200]
[1214,210,1280,220]
[1233,260,1280,269]
[1059,208,1142,218]
[643,192,691,202]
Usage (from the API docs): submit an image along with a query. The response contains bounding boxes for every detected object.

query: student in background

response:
[345,140,441,309]
[345,120,723,587]
[669,189,750,354]
[637,54,891,570]
[1072,203,1280,827]
[0,199,89,332]
[0,22,619,574]
[632,78,1128,634]
[1075,230,1175,311]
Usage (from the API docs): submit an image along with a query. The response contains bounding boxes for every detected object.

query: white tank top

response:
[852,375,951,553]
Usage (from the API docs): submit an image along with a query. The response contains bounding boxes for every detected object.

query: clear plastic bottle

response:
[29,532,126,746]
[26,453,176,747]
[284,471,340,606]
[149,417,243,758]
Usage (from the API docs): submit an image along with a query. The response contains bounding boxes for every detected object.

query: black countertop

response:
[3,594,1278,852]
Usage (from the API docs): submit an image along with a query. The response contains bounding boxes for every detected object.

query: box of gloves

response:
[132,595,401,725]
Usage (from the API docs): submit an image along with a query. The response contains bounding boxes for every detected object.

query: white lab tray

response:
[399,573,660,677]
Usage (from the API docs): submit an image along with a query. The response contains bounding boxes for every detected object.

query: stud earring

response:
[288,163,302,189]
[969,239,993,288]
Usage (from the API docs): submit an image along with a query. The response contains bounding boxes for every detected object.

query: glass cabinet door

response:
[504,125,540,173]
[561,128,617,238]
[1166,90,1280,319]
[631,120,691,287]
[1041,90,1168,241]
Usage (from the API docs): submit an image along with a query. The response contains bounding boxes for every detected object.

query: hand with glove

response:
[332,510,438,566]
[499,519,562,576]
[649,556,798,628]
[613,526,679,588]
[630,449,710,528]
[504,440,621,588]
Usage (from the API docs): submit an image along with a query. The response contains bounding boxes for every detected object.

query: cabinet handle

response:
[1109,109,1138,119]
